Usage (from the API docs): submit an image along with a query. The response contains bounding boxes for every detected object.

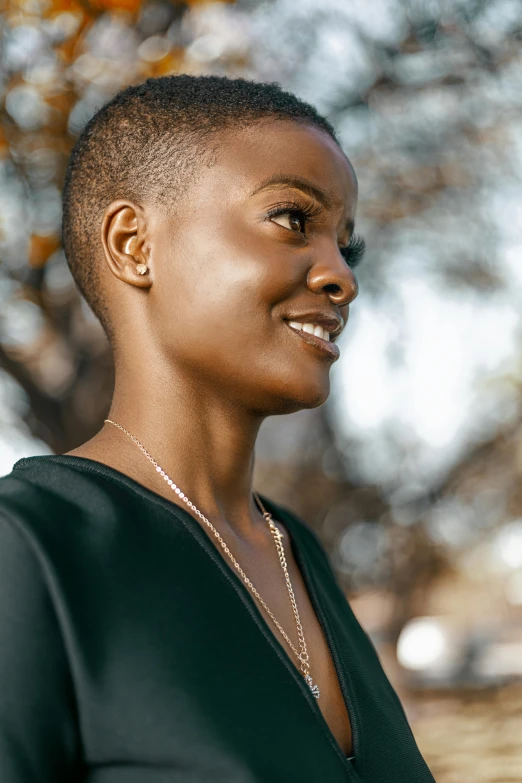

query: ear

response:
[101,200,152,289]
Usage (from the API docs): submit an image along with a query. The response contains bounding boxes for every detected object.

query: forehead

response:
[189,121,358,215]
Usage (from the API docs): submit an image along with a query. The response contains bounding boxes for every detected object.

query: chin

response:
[255,373,331,416]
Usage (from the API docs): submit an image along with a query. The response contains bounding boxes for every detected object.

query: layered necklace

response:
[104,418,321,699]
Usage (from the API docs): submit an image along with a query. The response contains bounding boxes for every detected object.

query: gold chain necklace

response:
[103,419,321,699]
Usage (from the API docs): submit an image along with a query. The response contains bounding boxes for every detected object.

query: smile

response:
[285,321,340,360]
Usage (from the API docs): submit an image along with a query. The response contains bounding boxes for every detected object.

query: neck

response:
[81,359,269,541]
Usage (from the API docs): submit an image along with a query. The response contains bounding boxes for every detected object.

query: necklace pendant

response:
[304,673,321,699]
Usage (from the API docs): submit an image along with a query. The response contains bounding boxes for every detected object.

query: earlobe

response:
[101,200,152,288]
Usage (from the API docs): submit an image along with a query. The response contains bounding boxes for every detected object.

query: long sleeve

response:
[0,513,82,782]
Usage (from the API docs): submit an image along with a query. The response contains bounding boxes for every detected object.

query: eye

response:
[273,211,304,232]
[339,233,366,269]
[266,199,366,269]
[266,201,322,235]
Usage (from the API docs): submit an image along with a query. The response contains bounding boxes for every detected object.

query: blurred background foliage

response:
[2,0,522,779]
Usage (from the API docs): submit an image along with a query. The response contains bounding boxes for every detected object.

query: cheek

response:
[152,248,275,372]
[158,222,296,342]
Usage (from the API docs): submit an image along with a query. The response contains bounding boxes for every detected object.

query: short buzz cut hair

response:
[61,73,340,347]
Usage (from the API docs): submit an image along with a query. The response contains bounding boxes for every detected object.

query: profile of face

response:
[102,120,359,417]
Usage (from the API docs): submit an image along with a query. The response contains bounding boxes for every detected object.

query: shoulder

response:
[0,459,53,534]
[0,456,132,567]
[0,456,110,526]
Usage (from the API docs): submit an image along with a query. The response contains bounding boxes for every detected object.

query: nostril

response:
[324,283,341,294]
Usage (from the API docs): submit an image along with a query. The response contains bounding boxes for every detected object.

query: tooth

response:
[287,322,331,341]
[320,328,330,341]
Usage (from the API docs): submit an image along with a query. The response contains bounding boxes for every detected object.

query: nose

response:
[306,246,359,307]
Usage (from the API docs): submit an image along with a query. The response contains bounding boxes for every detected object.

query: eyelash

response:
[265,199,366,269]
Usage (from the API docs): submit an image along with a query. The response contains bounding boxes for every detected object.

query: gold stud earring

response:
[136,264,148,275]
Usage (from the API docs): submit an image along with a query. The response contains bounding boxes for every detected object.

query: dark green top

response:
[0,455,436,782]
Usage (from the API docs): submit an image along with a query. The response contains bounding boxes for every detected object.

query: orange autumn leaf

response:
[138,49,186,78]
[29,235,61,268]
[47,0,85,12]
[88,0,142,12]
[0,126,8,160]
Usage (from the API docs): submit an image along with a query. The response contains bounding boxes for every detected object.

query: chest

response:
[228,534,355,758]
[62,504,435,781]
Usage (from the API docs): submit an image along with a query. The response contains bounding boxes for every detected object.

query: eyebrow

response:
[250,174,355,235]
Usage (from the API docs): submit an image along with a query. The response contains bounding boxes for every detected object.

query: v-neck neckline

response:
[12,454,362,777]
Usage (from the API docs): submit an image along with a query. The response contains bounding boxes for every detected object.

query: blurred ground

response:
[409,685,522,783]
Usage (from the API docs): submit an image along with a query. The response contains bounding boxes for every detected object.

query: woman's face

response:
[147,120,359,415]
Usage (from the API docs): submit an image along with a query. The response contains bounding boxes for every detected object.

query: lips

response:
[285,321,340,360]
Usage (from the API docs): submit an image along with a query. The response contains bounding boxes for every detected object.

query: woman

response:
[0,75,436,782]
